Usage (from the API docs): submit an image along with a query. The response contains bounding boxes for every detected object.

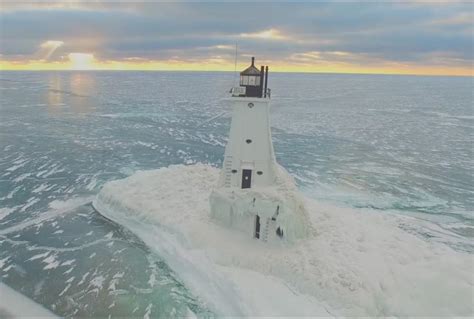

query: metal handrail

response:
[229,87,271,98]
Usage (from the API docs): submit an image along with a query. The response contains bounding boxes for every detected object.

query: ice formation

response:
[93,164,473,317]
[210,163,309,243]
[0,283,57,318]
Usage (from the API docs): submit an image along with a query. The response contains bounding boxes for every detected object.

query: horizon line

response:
[0,69,472,78]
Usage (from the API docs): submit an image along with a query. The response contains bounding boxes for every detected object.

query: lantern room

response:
[235,57,269,98]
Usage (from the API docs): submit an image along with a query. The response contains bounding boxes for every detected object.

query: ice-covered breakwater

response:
[93,164,473,317]
[211,163,310,244]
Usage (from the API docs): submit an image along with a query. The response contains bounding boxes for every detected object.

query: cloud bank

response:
[0,1,472,75]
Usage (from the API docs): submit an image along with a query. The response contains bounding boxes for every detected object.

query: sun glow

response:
[41,40,64,49]
[0,56,471,76]
[39,40,64,60]
[68,53,96,70]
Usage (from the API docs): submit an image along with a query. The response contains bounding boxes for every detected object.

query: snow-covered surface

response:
[93,164,473,317]
[0,283,57,318]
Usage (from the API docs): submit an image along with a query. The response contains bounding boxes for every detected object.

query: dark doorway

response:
[241,169,252,189]
[255,215,260,239]
[276,227,283,238]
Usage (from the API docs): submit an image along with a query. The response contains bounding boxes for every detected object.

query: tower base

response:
[210,165,309,243]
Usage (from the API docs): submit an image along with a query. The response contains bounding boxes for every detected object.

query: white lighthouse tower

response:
[210,57,309,243]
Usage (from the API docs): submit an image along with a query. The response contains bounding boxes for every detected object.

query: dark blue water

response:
[0,71,472,316]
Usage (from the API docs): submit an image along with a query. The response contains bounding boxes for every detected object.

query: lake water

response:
[0,71,472,316]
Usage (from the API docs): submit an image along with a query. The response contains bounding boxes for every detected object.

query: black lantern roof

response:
[240,57,260,75]
[232,57,270,98]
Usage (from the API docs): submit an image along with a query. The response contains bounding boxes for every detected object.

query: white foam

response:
[94,164,473,317]
[42,254,60,270]
[0,207,15,221]
[0,196,93,236]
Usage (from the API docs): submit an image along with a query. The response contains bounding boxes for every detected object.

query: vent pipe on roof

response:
[264,66,269,98]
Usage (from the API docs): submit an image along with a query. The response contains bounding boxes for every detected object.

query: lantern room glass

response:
[240,75,260,86]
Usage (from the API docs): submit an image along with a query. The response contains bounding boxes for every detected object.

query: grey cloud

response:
[0,2,472,67]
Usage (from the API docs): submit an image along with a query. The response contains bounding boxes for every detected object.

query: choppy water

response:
[0,71,472,317]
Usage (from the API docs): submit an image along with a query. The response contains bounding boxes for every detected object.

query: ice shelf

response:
[93,164,473,317]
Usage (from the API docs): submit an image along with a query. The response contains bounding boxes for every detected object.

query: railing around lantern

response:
[230,86,246,96]
[265,88,271,98]
[229,86,271,98]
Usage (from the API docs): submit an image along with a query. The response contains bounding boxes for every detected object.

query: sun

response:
[68,53,96,70]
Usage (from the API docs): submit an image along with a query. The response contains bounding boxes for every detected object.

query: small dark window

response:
[276,227,283,238]
[231,169,237,173]
[248,103,254,108]
[246,139,252,144]
[257,171,263,175]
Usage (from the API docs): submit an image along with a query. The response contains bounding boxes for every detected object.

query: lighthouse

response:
[210,57,309,243]
[222,57,275,189]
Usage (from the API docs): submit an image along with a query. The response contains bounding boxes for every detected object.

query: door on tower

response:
[241,169,252,189]
[254,215,260,239]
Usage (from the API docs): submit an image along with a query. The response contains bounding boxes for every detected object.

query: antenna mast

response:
[233,43,238,86]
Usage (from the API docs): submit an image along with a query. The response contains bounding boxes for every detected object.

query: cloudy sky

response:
[0,1,472,75]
